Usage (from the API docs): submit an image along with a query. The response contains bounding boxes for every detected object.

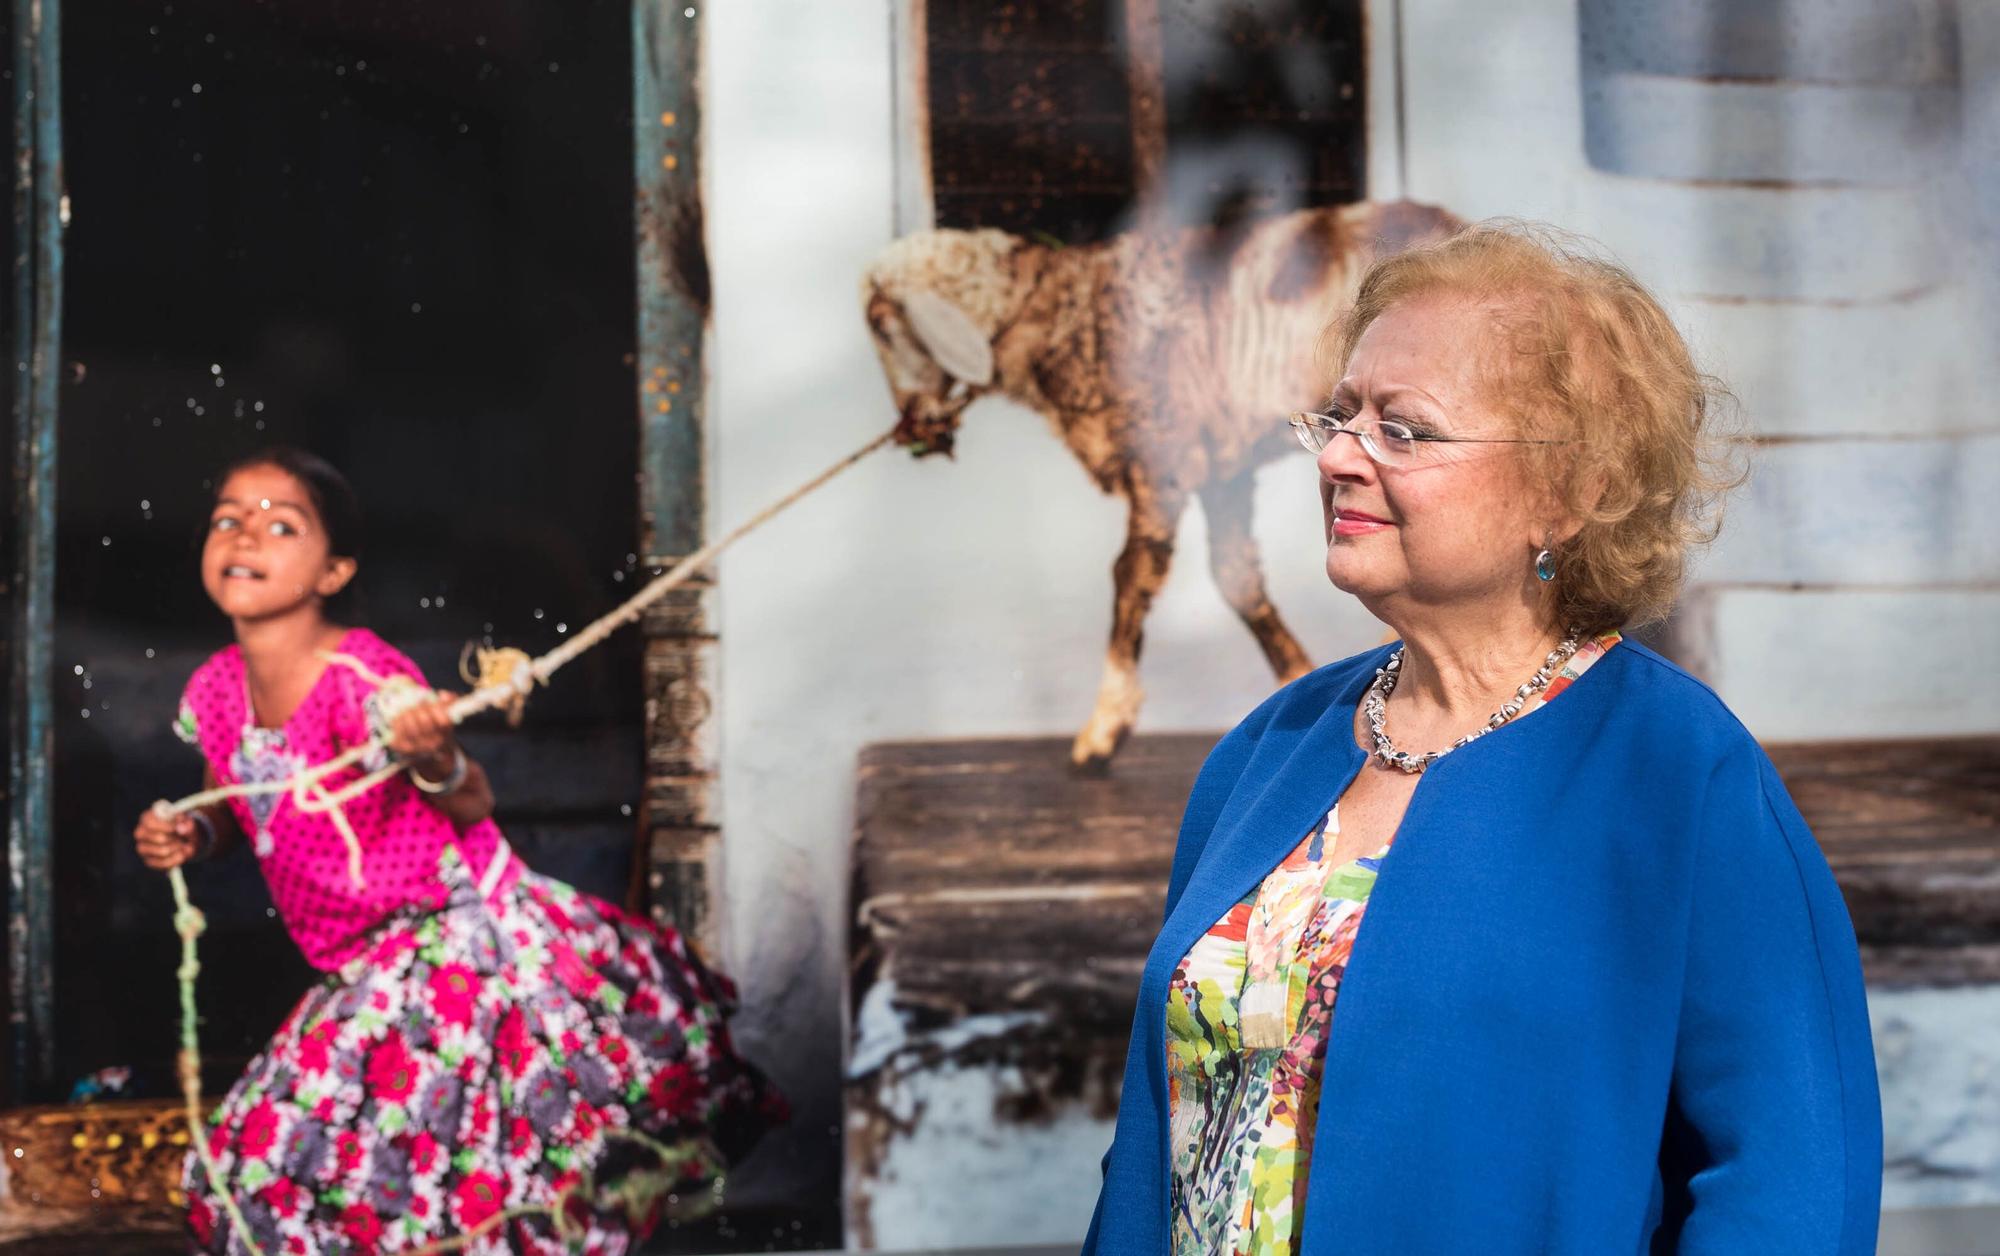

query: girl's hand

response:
[135,804,198,870]
[388,690,460,779]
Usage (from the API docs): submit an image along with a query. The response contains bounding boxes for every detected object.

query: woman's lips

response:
[1331,508,1393,537]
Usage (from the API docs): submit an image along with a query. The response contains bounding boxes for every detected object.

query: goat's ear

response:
[863,289,898,340]
[901,290,995,386]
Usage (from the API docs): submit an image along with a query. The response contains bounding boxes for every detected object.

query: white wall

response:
[706,0,2000,1232]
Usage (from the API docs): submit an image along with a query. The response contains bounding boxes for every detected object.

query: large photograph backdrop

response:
[0,0,1993,1251]
[704,0,1999,1247]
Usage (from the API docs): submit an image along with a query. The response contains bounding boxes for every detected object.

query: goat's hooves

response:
[1069,723,1132,776]
[1069,751,1115,778]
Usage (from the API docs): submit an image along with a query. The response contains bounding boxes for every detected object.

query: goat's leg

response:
[1200,471,1313,682]
[1072,484,1185,773]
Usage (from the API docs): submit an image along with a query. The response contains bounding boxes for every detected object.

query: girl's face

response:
[201,464,356,625]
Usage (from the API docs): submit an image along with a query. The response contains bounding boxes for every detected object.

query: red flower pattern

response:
[451,1171,506,1231]
[647,1062,701,1118]
[239,1101,280,1158]
[364,1030,419,1104]
[426,961,480,1028]
[339,1202,382,1251]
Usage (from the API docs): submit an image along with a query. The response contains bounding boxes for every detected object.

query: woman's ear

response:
[1527,501,1577,551]
[319,556,358,598]
[1537,465,1605,549]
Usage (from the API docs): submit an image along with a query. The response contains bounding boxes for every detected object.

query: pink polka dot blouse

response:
[174,627,516,971]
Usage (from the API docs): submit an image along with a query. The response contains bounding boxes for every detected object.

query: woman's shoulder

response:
[1570,639,1800,809]
[1601,646,1848,912]
[1593,639,1760,745]
[1229,636,1774,775]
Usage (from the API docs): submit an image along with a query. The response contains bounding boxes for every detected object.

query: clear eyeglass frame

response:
[1287,410,1569,469]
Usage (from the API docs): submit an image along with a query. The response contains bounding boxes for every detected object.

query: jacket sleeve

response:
[1659,744,1883,1255]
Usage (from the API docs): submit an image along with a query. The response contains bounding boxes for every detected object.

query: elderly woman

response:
[1082,223,1882,1255]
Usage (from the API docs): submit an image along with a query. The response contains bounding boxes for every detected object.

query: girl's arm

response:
[390,694,497,833]
[134,764,243,868]
[423,751,496,832]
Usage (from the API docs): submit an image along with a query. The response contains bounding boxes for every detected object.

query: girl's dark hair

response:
[211,445,368,624]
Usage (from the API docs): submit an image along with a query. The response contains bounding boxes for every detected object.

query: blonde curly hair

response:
[1321,219,1746,633]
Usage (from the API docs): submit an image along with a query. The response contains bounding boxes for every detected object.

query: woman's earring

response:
[1534,534,1556,583]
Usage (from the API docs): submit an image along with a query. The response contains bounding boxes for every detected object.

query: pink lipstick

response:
[1331,507,1393,537]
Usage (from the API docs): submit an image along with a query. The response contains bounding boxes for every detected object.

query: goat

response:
[862,199,1462,771]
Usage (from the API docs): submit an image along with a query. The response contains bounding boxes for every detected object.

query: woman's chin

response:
[1324,551,1389,598]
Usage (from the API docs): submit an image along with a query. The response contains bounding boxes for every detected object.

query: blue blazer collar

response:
[1154,644,1386,992]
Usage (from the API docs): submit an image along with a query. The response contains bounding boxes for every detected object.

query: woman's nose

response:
[1317,428,1374,483]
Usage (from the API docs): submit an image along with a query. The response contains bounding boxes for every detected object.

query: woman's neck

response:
[1388,608,1568,729]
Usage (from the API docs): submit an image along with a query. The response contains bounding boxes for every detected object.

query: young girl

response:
[133,447,784,1254]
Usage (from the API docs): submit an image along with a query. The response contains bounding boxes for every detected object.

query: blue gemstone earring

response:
[1534,535,1556,582]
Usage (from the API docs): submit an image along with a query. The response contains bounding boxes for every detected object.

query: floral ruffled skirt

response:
[183,847,786,1255]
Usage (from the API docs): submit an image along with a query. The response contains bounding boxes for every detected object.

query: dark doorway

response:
[51,0,644,1100]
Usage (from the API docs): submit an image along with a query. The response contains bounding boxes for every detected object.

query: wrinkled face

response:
[201,464,355,624]
[1318,295,1552,623]
[865,290,983,458]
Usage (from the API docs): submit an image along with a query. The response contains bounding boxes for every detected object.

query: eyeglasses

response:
[1288,410,1569,469]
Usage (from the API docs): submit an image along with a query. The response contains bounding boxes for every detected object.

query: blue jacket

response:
[1084,640,1882,1255]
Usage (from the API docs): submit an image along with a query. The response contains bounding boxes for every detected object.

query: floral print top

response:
[1164,630,1622,1255]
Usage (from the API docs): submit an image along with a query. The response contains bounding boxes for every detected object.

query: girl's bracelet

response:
[188,809,219,862]
[410,747,469,796]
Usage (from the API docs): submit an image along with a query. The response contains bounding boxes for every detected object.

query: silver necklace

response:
[1363,628,1584,774]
